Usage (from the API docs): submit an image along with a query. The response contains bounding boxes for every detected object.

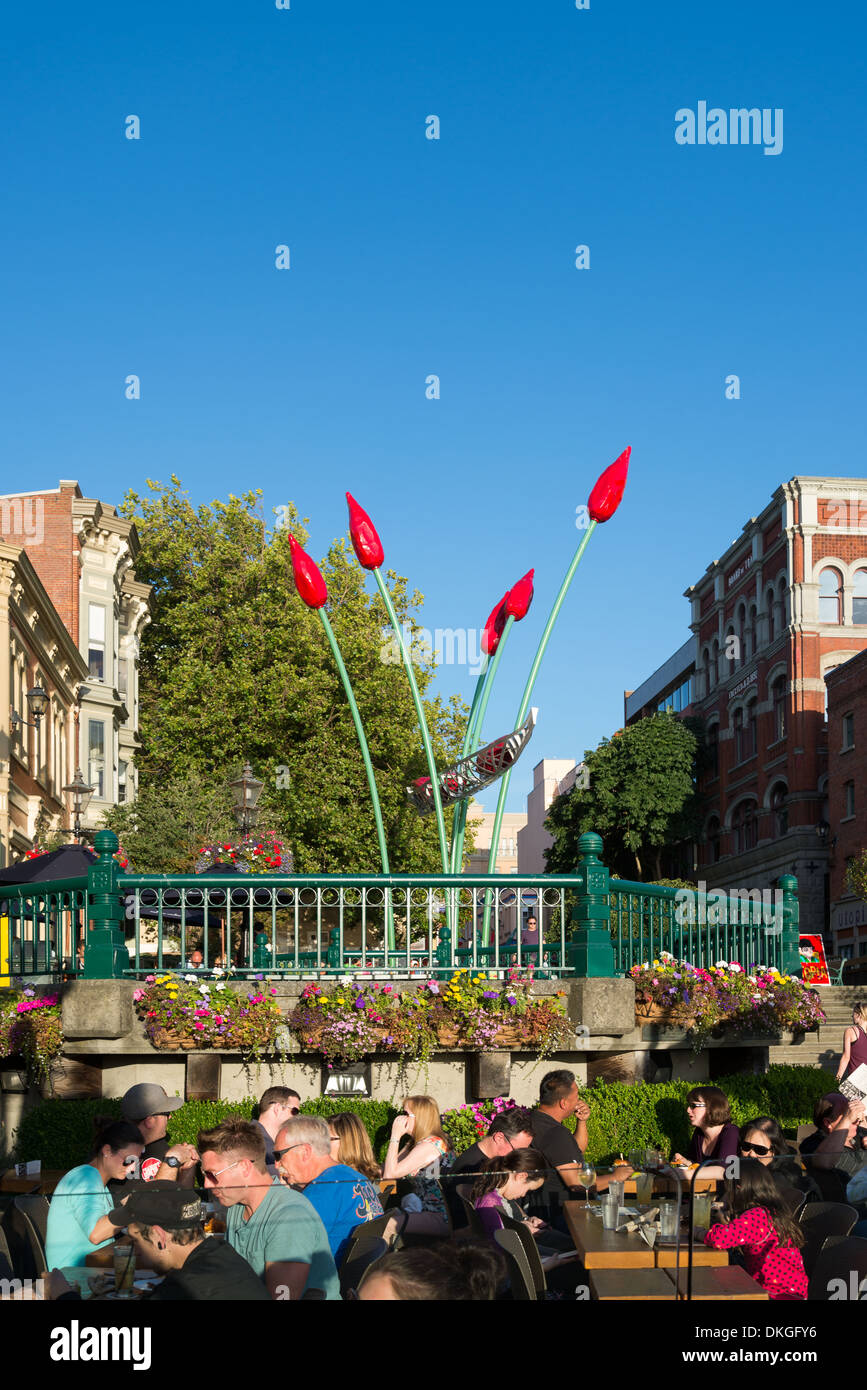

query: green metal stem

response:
[373,570,450,876]
[450,615,515,874]
[483,521,598,942]
[319,609,394,950]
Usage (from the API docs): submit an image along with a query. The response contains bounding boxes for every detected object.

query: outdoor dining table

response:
[0,1168,67,1195]
[664,1266,768,1300]
[564,1203,728,1270]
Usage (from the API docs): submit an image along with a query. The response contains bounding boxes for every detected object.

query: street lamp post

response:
[228,761,264,837]
[62,768,95,844]
[11,684,49,732]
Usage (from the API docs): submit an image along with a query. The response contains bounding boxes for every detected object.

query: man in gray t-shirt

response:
[199,1118,339,1300]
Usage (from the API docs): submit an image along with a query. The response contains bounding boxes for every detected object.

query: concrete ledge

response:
[564,977,635,1036]
[62,980,136,1039]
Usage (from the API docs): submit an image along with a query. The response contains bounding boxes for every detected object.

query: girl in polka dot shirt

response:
[703,1158,808,1299]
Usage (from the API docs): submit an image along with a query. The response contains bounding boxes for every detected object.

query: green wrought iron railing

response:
[0,830,803,983]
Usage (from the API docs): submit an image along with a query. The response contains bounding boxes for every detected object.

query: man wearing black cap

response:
[48,1184,270,1301]
[119,1083,198,1186]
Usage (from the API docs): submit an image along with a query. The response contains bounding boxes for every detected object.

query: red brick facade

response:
[826,651,867,957]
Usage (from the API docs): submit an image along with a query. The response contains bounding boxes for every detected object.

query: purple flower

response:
[354,996,365,1010]
[483,990,498,999]
[506,994,517,1005]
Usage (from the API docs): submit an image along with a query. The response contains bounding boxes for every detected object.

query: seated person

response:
[703,1159,807,1300]
[382,1095,452,1238]
[275,1115,383,1266]
[47,1183,270,1301]
[738,1116,820,1208]
[672,1086,740,1180]
[46,1120,143,1268]
[799,1093,867,1202]
[358,1241,505,1301]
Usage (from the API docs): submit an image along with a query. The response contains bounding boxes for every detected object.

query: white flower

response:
[214,982,226,992]
[338,975,354,986]
[715,960,729,970]
[198,983,210,995]
[212,968,224,979]
[728,963,743,974]
[184,974,197,983]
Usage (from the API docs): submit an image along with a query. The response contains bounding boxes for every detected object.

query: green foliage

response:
[14,1065,831,1171]
[847,852,867,904]
[103,770,236,875]
[118,479,472,874]
[545,712,703,880]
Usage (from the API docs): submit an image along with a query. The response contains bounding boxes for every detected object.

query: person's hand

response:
[672,1153,690,1168]
[166,1143,199,1169]
[612,1162,633,1180]
[524,1216,546,1234]
[42,1269,76,1300]
[847,1101,865,1125]
[574,1099,591,1121]
[390,1115,411,1140]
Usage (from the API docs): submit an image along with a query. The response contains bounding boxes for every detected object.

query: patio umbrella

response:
[0,844,97,883]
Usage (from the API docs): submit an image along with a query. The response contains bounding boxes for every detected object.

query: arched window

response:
[731,801,758,854]
[746,697,758,758]
[747,603,757,658]
[770,784,788,837]
[778,577,788,629]
[766,588,775,643]
[854,570,867,625]
[736,604,746,666]
[707,723,719,779]
[706,816,721,865]
[734,707,745,763]
[772,676,787,742]
[711,638,720,687]
[819,568,842,624]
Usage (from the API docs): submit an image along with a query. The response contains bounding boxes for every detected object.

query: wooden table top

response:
[589,1267,677,1300]
[565,1203,728,1271]
[664,1265,769,1300]
[0,1169,66,1195]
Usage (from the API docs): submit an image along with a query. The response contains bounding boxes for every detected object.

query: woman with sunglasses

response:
[739,1117,820,1208]
[45,1119,144,1269]
[672,1087,739,1180]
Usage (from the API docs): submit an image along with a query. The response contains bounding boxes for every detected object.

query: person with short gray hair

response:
[275,1113,383,1265]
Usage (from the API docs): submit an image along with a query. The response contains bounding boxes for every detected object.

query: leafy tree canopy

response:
[113,478,471,873]
[544,712,704,881]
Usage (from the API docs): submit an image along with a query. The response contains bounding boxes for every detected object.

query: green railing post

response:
[252,930,271,970]
[82,829,127,980]
[778,874,801,977]
[435,922,453,977]
[566,831,616,978]
[327,926,341,970]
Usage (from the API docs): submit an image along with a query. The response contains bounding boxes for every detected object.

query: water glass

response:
[608,1179,625,1207]
[693,1191,713,1230]
[634,1172,654,1206]
[113,1241,136,1297]
[601,1193,619,1230]
[659,1200,680,1242]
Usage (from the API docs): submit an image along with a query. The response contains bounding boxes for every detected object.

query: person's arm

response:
[704,1207,771,1250]
[264,1260,310,1300]
[89,1214,117,1245]
[574,1099,590,1153]
[382,1136,439,1180]
[837,1028,855,1082]
[155,1144,200,1186]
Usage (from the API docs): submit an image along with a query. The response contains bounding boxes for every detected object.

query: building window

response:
[844,712,855,749]
[732,802,757,855]
[772,677,787,742]
[118,760,128,803]
[88,720,105,799]
[88,604,106,681]
[845,781,856,818]
[734,707,744,763]
[766,588,775,644]
[854,570,867,625]
[771,784,788,837]
[117,659,128,696]
[707,723,719,779]
[706,817,721,864]
[819,568,843,624]
[746,698,757,758]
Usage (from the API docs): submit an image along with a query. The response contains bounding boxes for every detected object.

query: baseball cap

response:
[121,1083,184,1122]
[108,1182,203,1230]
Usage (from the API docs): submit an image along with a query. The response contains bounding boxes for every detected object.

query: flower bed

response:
[134,972,283,1062]
[0,988,63,1080]
[630,953,825,1050]
[286,969,575,1066]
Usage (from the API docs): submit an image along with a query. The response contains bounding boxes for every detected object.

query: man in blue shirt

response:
[275,1115,383,1267]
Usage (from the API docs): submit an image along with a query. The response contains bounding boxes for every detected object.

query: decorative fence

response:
[0,831,802,984]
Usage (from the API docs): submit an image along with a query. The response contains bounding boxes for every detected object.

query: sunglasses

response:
[740,1140,772,1157]
[202,1158,243,1184]
[274,1143,307,1161]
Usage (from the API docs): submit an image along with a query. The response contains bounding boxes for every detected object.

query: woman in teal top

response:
[45,1121,144,1269]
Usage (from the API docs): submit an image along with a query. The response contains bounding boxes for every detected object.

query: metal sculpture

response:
[407,709,538,813]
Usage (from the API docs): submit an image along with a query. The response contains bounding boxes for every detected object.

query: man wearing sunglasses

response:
[252,1086,302,1178]
[112,1083,198,1191]
[198,1118,339,1300]
[273,1115,383,1265]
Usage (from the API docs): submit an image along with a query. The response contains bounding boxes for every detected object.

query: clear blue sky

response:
[2,1,864,812]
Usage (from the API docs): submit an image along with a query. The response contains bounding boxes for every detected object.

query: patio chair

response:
[0,1225,13,1280]
[493,1227,537,1301]
[339,1237,388,1298]
[456,1190,487,1238]
[15,1193,48,1249]
[808,1235,867,1300]
[8,1200,46,1280]
[798,1201,858,1278]
[827,958,848,987]
[496,1209,550,1297]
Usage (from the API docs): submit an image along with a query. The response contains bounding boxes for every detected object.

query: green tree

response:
[103,770,236,874]
[117,478,471,873]
[544,712,703,881]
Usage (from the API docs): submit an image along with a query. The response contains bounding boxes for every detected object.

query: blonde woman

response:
[836,1003,867,1084]
[383,1095,452,1236]
[328,1111,381,1183]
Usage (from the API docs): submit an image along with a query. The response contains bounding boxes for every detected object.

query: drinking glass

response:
[601,1193,619,1231]
[608,1179,625,1207]
[634,1172,655,1207]
[659,1200,679,1242]
[113,1242,136,1297]
[692,1191,713,1230]
[577,1163,596,1208]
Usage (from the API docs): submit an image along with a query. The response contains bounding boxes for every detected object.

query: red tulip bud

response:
[506,569,535,621]
[288,534,328,609]
[587,446,631,522]
[346,492,385,569]
[482,593,509,656]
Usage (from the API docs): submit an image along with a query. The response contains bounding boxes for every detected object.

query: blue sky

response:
[2,1,864,812]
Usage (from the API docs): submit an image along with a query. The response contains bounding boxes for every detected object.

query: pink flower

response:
[133,989,144,1001]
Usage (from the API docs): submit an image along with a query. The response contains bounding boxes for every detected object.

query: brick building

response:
[625,476,867,937]
[0,482,151,848]
[826,650,867,958]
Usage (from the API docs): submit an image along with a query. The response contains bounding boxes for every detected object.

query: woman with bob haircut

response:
[672,1086,740,1180]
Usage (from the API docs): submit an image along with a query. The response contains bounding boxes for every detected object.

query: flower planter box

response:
[634,1004,692,1029]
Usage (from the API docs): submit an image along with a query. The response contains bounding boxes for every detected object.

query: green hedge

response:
[13,1065,832,1170]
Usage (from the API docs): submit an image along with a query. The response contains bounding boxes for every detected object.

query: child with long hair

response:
[704,1158,807,1299]
[471,1148,547,1240]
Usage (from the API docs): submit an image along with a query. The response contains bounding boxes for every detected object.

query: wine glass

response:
[577,1162,597,1210]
